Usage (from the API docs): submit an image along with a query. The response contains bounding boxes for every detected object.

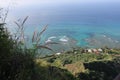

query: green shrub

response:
[108,49,120,54]
[83,60,119,80]
[63,59,72,65]
[112,57,120,73]
[36,59,50,67]
[47,56,57,63]
[0,23,35,80]
[34,63,77,80]
[78,70,105,80]
[52,59,63,67]
[0,23,14,59]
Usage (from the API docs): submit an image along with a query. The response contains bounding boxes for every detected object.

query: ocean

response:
[7,1,120,53]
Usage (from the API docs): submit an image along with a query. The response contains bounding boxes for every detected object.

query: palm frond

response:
[32,30,36,42]
[38,24,48,37]
[36,37,41,45]
[22,16,28,26]
[45,42,59,45]
[14,21,21,29]
[36,45,53,51]
[35,25,48,44]
[3,8,9,23]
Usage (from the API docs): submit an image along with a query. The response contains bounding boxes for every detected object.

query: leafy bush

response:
[0,23,14,59]
[0,19,77,80]
[36,59,50,67]
[63,59,72,65]
[34,63,77,80]
[108,49,120,54]
[52,59,63,67]
[78,70,105,80]
[112,57,120,73]
[47,53,113,64]
[0,23,35,80]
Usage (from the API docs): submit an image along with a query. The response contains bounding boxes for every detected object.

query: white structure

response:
[55,53,61,55]
[98,48,103,52]
[93,49,97,52]
[87,49,92,53]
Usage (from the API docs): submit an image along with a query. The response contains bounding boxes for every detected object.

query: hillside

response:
[40,49,120,80]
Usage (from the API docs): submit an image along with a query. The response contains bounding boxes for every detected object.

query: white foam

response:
[45,39,52,43]
[108,38,112,41]
[115,40,119,43]
[59,38,68,42]
[103,35,106,37]
[59,36,69,42]
[48,36,56,40]
[45,36,56,43]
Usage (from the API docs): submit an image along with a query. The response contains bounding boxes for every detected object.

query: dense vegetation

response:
[0,20,76,80]
[1,23,120,80]
[0,9,120,80]
[42,50,120,80]
[0,23,35,80]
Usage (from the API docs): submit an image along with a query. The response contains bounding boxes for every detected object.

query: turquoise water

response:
[8,1,120,52]
[23,22,120,50]
[44,23,120,48]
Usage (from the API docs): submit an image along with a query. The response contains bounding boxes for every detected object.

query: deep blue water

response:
[8,1,120,52]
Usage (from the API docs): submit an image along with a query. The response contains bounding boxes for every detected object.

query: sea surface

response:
[6,1,120,53]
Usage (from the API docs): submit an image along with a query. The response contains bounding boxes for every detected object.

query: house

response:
[98,48,103,52]
[55,52,61,55]
[92,49,98,54]
[87,49,92,53]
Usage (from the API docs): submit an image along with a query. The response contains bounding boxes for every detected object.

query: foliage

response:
[36,59,50,67]
[1,22,120,80]
[43,50,120,80]
[0,23,76,80]
[74,54,120,80]
[0,24,35,80]
[0,12,76,80]
[0,23,14,59]
[45,53,113,65]
[108,49,120,54]
[1,8,120,80]
[78,70,105,80]
[34,59,77,80]
[0,53,35,80]
[64,61,85,76]
[112,57,120,73]
[14,16,58,57]
[79,59,120,80]
[52,59,63,67]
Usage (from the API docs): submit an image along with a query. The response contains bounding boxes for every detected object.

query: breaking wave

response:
[44,35,77,54]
